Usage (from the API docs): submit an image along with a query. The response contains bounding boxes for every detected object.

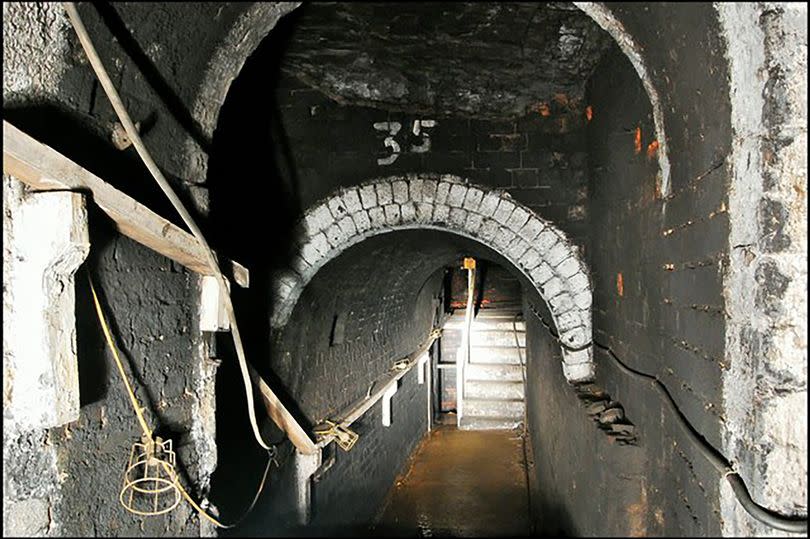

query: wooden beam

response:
[2,120,248,288]
[249,364,319,455]
[2,121,323,454]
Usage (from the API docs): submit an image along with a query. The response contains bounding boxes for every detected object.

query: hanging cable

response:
[63,2,270,451]
[88,271,274,528]
[526,304,807,533]
[512,311,535,534]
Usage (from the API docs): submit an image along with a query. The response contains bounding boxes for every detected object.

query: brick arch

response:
[272,173,595,383]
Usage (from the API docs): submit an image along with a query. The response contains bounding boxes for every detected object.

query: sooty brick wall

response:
[524,293,648,536]
[57,213,208,537]
[269,232,449,529]
[584,31,731,536]
[221,15,593,263]
[269,71,591,259]
[3,4,215,534]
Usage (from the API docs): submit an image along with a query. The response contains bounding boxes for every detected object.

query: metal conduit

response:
[528,306,807,534]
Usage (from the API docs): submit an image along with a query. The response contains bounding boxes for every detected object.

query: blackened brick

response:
[477,133,527,152]
[512,169,541,188]
[424,151,473,172]
[474,151,520,169]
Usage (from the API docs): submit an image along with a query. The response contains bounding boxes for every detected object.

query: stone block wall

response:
[3,3,219,536]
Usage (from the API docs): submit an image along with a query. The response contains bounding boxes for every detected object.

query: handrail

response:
[456,258,476,426]
[314,328,441,449]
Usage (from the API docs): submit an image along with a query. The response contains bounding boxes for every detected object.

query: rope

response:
[63,1,271,452]
[87,271,273,528]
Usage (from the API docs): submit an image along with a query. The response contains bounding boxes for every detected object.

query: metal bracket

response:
[381,382,399,427]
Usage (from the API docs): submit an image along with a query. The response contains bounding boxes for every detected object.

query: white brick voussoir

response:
[359,184,377,209]
[274,175,594,384]
[447,183,468,207]
[341,188,362,214]
[463,187,484,212]
[435,181,451,205]
[401,201,418,223]
[376,181,394,205]
[506,206,530,231]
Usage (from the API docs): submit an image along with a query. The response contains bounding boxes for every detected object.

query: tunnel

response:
[2,2,807,538]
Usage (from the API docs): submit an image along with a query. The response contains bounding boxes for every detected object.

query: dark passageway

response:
[3,2,806,538]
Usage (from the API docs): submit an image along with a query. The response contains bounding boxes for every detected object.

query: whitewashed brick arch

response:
[272,174,594,382]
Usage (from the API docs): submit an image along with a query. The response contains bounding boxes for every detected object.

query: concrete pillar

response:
[3,180,90,431]
[3,177,89,537]
[293,449,322,526]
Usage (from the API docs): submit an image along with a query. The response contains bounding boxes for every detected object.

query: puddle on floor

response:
[375,423,532,537]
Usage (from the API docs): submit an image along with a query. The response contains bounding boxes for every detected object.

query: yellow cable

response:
[88,274,152,440]
[89,272,275,529]
[162,461,228,529]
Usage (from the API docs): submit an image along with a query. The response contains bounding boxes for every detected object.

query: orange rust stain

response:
[647,139,659,159]
[634,126,642,155]
[654,508,665,527]
[617,272,624,297]
[536,102,551,117]
[585,105,593,122]
[627,483,649,537]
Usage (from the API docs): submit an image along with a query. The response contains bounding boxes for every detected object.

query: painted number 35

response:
[373,119,438,166]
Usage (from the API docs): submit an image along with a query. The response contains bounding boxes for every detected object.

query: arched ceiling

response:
[275,2,613,119]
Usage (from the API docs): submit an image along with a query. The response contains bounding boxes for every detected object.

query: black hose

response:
[527,306,808,533]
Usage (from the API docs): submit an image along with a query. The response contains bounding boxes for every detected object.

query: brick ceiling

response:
[276,2,614,119]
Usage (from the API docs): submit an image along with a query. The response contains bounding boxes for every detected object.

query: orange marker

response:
[647,139,659,159]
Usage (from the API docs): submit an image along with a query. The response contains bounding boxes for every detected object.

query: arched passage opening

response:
[202,2,616,531]
[273,174,594,381]
[1,2,805,537]
[201,2,735,537]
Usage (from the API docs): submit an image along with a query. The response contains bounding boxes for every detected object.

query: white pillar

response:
[199,274,230,332]
[4,182,90,430]
[381,383,398,427]
[293,449,322,526]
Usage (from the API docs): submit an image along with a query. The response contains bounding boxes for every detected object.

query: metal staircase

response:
[443,303,526,430]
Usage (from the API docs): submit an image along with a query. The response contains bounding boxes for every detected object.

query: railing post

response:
[457,257,476,427]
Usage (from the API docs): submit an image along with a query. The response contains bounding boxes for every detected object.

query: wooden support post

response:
[249,364,319,455]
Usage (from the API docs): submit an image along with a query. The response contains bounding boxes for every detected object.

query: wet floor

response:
[375,423,532,537]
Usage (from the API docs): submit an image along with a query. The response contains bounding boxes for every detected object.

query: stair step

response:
[469,346,524,365]
[459,416,523,431]
[463,398,525,418]
[465,363,524,382]
[466,380,525,400]
[469,330,526,347]
[475,310,523,318]
[444,319,525,332]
